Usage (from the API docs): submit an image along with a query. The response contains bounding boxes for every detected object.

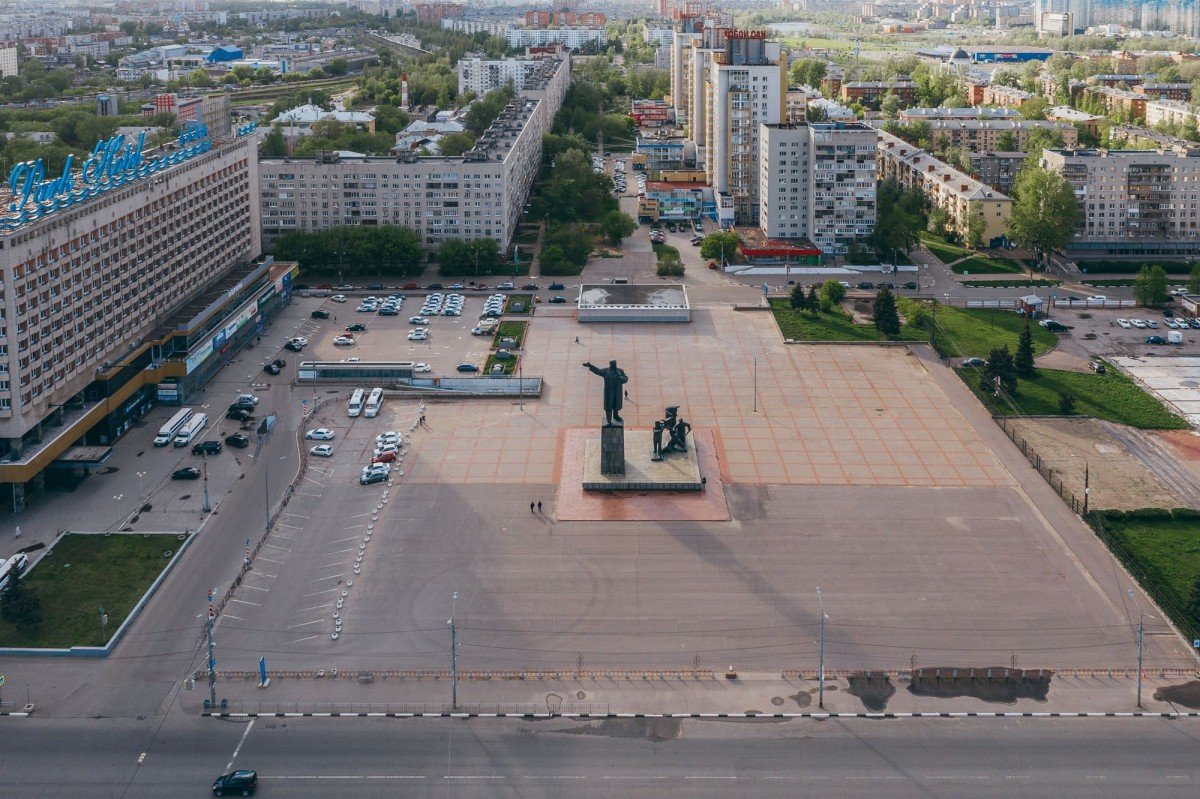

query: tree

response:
[188,68,213,88]
[326,57,349,77]
[1187,574,1200,629]
[789,58,827,87]
[700,231,739,263]
[1057,391,1077,415]
[790,283,807,310]
[1189,262,1200,295]
[1133,264,1169,307]
[1008,166,1079,267]
[600,211,637,246]
[436,238,501,276]
[981,345,1018,396]
[1015,318,1037,378]
[872,287,901,336]
[806,284,819,315]
[996,130,1019,152]
[261,125,286,157]
[436,131,476,156]
[1018,96,1051,121]
[966,207,986,249]
[819,279,847,312]
[927,207,950,238]
[0,576,43,631]
[870,202,920,262]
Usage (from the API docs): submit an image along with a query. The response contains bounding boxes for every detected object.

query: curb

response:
[197,711,1200,720]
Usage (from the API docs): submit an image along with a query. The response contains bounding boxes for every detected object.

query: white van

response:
[348,388,366,417]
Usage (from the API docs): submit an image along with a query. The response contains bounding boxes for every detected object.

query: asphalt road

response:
[5,715,1200,798]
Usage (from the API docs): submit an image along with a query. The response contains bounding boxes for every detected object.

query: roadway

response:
[4,715,1199,798]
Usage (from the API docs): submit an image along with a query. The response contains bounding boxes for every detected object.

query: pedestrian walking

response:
[575,336,579,343]
[530,501,536,514]
[14,525,20,539]
[420,413,426,426]
[537,500,543,513]
[624,389,629,400]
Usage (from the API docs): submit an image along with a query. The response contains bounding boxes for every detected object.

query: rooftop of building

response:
[736,227,821,256]
[1044,147,1200,159]
[1047,106,1105,121]
[275,103,373,125]
[876,130,1011,201]
[843,80,916,88]
[901,107,1020,118]
[923,118,1075,130]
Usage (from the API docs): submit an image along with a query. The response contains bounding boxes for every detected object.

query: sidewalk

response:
[187,670,1200,717]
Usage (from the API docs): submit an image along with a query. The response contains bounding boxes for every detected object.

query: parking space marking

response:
[259,557,285,565]
[231,599,261,607]
[280,511,308,519]
[304,588,341,597]
[300,603,334,613]
[287,635,319,644]
[288,619,325,629]
[318,561,345,569]
[322,548,357,556]
[347,512,371,519]
[246,571,276,578]
[242,584,269,592]
[277,523,304,531]
[294,490,322,497]
[262,543,291,551]
[312,573,345,582]
[330,536,360,543]
[221,614,246,621]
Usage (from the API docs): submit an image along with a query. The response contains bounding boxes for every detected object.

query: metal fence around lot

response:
[996,417,1086,514]
[211,701,611,715]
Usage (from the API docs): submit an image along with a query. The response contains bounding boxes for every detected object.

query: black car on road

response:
[345,323,367,332]
[171,467,201,481]
[192,440,222,456]
[548,296,567,303]
[224,433,250,448]
[212,769,258,796]
[548,282,565,290]
[263,358,286,376]
[226,409,253,422]
[311,309,330,319]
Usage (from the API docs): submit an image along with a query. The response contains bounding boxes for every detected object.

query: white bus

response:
[363,387,384,418]
[0,552,28,591]
[153,407,194,446]
[347,388,366,417]
[173,412,208,447]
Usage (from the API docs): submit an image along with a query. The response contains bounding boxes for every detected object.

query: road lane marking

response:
[225,718,255,771]
[260,776,425,780]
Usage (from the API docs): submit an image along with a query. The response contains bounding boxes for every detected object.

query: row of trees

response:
[273,226,425,276]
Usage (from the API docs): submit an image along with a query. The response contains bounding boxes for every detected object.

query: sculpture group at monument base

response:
[583,428,703,492]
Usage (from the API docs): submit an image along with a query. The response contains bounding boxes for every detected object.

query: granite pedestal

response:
[583,428,702,491]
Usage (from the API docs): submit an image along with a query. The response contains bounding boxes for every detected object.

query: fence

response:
[211,701,610,715]
[196,667,717,682]
[996,417,1086,514]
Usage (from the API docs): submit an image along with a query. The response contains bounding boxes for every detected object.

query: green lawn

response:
[962,279,1060,288]
[494,320,528,348]
[1076,260,1193,275]
[0,533,185,648]
[770,299,924,342]
[1087,510,1200,639]
[920,233,970,265]
[956,367,1188,430]
[932,307,1057,359]
[952,256,1027,275]
[503,294,532,316]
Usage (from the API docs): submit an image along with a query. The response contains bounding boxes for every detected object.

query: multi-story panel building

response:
[980,84,1034,108]
[705,32,785,225]
[759,121,877,255]
[1041,146,1200,257]
[1146,99,1200,129]
[899,107,1020,122]
[968,150,1029,194]
[0,46,17,78]
[457,54,546,96]
[505,27,606,49]
[876,130,1011,248]
[259,55,569,251]
[1046,105,1104,137]
[1135,83,1193,102]
[1085,86,1148,119]
[923,119,1078,151]
[840,80,917,106]
[0,126,262,508]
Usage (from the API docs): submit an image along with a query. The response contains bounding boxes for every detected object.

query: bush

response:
[538,244,583,276]
[656,260,685,277]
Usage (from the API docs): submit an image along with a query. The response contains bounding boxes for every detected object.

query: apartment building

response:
[1046,105,1104,137]
[705,32,785,225]
[898,107,1020,122]
[630,99,672,127]
[807,98,856,123]
[0,46,17,78]
[1146,99,1200,129]
[0,127,262,507]
[785,85,821,123]
[1135,83,1192,102]
[1085,86,1148,119]
[1041,146,1200,257]
[457,54,546,96]
[505,27,606,49]
[923,119,1078,150]
[259,55,569,251]
[840,80,917,106]
[968,150,1029,194]
[876,130,1011,248]
[980,84,1034,108]
[759,121,877,255]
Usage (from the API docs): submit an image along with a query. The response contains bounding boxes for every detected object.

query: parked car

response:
[311,309,330,319]
[372,450,397,464]
[402,282,420,290]
[335,284,354,291]
[376,432,400,445]
[1091,360,1107,374]
[360,471,388,485]
[212,770,258,796]
[408,316,430,325]
[330,294,348,303]
[426,283,444,290]
[548,282,565,290]
[172,467,201,481]
[857,281,874,290]
[497,282,515,290]
[1146,335,1167,344]
[226,409,253,422]
[310,444,334,457]
[192,440,222,456]
[549,296,568,304]
[367,282,384,290]
[522,283,539,290]
[305,428,335,440]
[345,323,367,332]
[264,362,282,376]
[903,282,918,290]
[961,357,985,368]
[407,330,428,341]
[457,362,480,372]
[1086,295,1107,302]
[224,434,249,448]
[1132,319,1148,329]
[284,341,304,352]
[333,335,356,346]
[413,363,432,373]
[1039,319,1070,332]
[1117,318,1132,329]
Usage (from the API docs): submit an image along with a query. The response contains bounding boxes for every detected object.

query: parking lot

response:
[1038,305,1200,362]
[302,292,503,374]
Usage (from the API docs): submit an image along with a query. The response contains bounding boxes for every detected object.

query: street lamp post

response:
[816,587,827,709]
[1128,588,1146,708]
[449,591,459,710]
[201,454,211,513]
[112,494,124,529]
[135,470,147,504]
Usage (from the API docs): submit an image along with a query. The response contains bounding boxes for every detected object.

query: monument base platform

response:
[583,429,702,491]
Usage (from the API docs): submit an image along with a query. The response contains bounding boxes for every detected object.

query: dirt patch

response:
[908,667,1051,704]
[788,691,812,709]
[1159,430,1200,461]
[1154,680,1200,709]
[846,675,896,712]
[1034,349,1093,373]
[1005,417,1187,511]
[557,718,682,742]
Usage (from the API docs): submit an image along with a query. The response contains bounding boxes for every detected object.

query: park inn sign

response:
[0,121,213,231]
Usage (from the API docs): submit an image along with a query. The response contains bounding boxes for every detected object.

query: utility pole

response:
[1128,587,1145,708]
[1082,458,1090,516]
[817,587,827,709]
[449,591,459,710]
[202,453,211,513]
[206,587,217,708]
[752,356,758,413]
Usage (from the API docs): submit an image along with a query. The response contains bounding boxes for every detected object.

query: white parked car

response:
[289,337,308,347]
[413,362,432,373]
[310,444,334,457]
[341,357,360,363]
[330,294,348,303]
[409,317,430,325]
[1086,295,1107,303]
[363,462,392,475]
[1117,318,1132,329]
[1133,319,1148,329]
[306,428,335,440]
[376,432,400,445]
[407,330,428,341]
[333,335,356,346]
[235,393,259,406]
